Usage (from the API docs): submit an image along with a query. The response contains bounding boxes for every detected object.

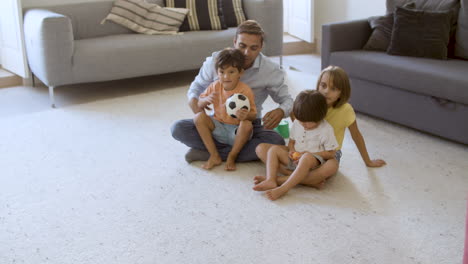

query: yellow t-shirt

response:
[325,103,356,150]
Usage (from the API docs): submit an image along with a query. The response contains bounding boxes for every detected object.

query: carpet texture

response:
[1,70,467,264]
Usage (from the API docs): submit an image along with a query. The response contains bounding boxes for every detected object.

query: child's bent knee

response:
[301,153,320,165]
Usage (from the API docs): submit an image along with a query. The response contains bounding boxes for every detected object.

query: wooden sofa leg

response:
[48,86,56,108]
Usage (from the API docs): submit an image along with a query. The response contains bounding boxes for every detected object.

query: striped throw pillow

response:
[222,0,246,27]
[165,0,227,31]
[102,0,189,35]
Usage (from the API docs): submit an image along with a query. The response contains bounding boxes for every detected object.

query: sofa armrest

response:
[321,19,371,69]
[243,0,283,56]
[23,9,74,86]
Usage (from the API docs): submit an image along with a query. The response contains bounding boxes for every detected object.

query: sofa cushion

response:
[71,28,236,83]
[165,0,227,31]
[102,0,189,35]
[330,50,468,105]
[363,13,394,51]
[386,0,460,14]
[386,0,460,57]
[222,0,247,27]
[363,3,415,52]
[387,6,452,59]
[455,0,468,59]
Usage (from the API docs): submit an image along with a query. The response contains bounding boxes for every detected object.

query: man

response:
[171,20,293,163]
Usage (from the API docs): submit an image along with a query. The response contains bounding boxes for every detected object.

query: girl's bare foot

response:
[253,175,266,185]
[225,156,236,171]
[266,186,288,201]
[253,179,277,191]
[202,155,222,170]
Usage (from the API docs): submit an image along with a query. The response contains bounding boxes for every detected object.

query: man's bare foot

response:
[266,186,288,201]
[225,156,236,171]
[202,155,222,170]
[253,179,277,191]
[253,175,266,185]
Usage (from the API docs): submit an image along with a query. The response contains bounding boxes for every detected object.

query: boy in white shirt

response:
[253,90,338,200]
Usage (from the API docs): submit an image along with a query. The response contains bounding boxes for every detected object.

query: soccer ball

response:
[225,93,250,119]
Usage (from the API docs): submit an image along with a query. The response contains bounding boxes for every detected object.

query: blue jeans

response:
[171,118,285,162]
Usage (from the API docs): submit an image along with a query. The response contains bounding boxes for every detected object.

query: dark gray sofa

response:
[321,0,468,145]
[23,0,283,107]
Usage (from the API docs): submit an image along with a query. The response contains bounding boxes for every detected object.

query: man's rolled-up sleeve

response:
[187,54,217,100]
[266,68,293,117]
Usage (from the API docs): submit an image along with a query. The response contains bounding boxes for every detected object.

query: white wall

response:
[314,0,386,52]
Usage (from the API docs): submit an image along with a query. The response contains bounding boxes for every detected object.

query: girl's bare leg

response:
[266,153,319,200]
[194,112,222,170]
[253,145,289,191]
[225,120,253,171]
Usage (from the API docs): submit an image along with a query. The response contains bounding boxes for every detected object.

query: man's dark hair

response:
[235,20,265,43]
[293,90,328,122]
[215,47,245,72]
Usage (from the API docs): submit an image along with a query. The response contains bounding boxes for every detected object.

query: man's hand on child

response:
[365,159,387,167]
[262,108,284,129]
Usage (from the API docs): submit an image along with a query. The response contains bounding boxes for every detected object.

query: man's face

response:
[234,33,263,69]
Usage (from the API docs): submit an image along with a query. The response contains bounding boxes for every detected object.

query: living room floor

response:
[1,53,467,264]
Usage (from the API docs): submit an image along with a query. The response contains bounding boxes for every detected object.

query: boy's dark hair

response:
[293,90,328,122]
[215,47,245,72]
[236,20,265,44]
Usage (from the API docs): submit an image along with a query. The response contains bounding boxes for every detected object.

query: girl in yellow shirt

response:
[254,65,386,189]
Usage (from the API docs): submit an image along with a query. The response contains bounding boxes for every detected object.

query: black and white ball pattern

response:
[225,93,250,119]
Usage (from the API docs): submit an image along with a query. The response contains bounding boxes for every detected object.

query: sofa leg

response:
[279,55,283,69]
[48,86,56,108]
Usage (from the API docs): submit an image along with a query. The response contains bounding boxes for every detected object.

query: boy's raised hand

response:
[235,108,249,121]
[198,92,218,109]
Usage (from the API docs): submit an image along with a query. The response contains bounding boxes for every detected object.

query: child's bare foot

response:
[225,156,236,171]
[253,175,266,185]
[278,166,293,176]
[202,155,222,170]
[306,180,327,189]
[314,181,326,190]
[266,186,288,201]
[253,179,277,191]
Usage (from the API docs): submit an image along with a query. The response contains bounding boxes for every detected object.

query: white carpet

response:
[1,70,467,264]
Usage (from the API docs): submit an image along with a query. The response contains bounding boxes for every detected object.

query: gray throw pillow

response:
[387,0,459,14]
[363,13,394,51]
[387,6,452,59]
[386,0,460,57]
[455,0,468,59]
[363,3,415,51]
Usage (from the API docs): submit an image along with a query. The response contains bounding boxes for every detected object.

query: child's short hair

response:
[293,90,328,122]
[215,47,245,72]
[236,20,264,44]
[316,65,351,108]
